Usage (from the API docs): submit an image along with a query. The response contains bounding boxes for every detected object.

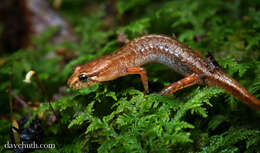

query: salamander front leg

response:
[160,73,199,96]
[127,67,149,94]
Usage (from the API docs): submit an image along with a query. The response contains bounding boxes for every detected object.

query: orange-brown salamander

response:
[67,34,260,110]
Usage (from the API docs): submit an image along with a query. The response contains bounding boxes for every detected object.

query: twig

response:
[34,73,59,121]
[24,70,59,121]
[11,92,29,108]
[9,74,21,144]
[24,70,69,134]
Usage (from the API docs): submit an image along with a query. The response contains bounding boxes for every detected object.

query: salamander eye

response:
[78,74,89,82]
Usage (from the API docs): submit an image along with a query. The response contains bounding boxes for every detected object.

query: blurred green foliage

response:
[0,0,260,152]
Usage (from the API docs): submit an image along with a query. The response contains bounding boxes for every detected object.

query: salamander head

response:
[67,58,113,90]
[67,65,99,90]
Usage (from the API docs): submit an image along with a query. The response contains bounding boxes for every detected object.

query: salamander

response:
[67,34,260,110]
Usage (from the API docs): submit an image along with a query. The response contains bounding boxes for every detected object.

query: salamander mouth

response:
[67,76,94,90]
[68,81,90,90]
[67,77,83,90]
[69,82,83,90]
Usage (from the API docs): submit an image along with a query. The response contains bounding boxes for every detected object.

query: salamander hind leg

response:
[160,73,199,96]
[127,67,149,94]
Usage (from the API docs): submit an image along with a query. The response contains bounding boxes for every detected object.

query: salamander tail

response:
[209,70,260,110]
